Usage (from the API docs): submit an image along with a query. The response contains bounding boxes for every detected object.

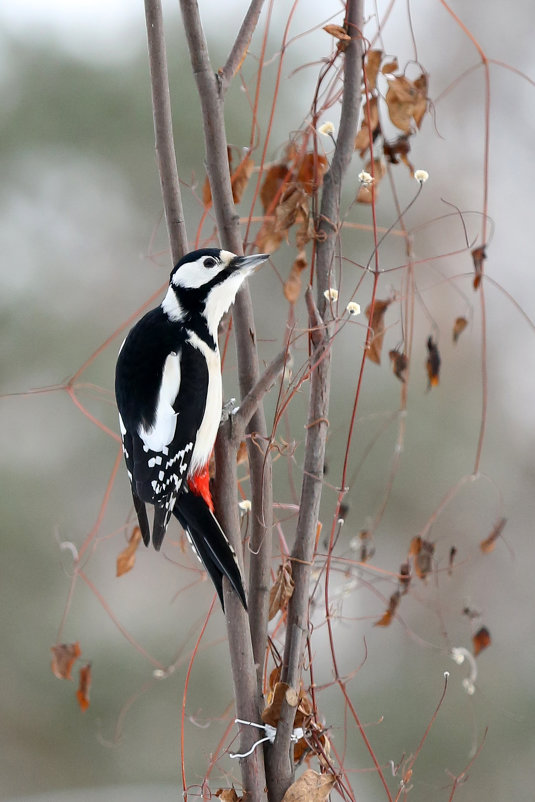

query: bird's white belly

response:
[187,331,222,474]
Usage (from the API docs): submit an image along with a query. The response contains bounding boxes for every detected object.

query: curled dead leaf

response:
[76,663,92,713]
[472,245,487,290]
[231,156,255,204]
[116,526,143,578]
[386,74,427,133]
[282,769,336,802]
[269,562,295,619]
[399,561,411,594]
[355,97,379,155]
[365,299,391,363]
[381,57,399,75]
[262,681,290,727]
[323,24,350,41]
[260,163,290,213]
[411,537,434,580]
[284,251,308,304]
[389,350,408,382]
[426,336,440,388]
[365,49,383,91]
[480,517,507,553]
[374,590,401,627]
[383,134,414,174]
[216,790,241,802]
[453,316,468,343]
[51,642,81,680]
[473,626,491,657]
[296,153,328,195]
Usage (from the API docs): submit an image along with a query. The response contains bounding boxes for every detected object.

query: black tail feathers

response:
[173,491,247,610]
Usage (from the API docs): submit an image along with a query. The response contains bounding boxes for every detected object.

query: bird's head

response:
[161,248,269,337]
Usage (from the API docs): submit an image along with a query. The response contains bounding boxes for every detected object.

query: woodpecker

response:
[115,248,269,609]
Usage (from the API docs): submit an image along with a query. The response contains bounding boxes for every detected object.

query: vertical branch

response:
[180,0,273,687]
[266,3,364,799]
[179,2,271,799]
[144,0,188,263]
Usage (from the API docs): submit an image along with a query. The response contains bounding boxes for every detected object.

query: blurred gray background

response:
[1,1,534,800]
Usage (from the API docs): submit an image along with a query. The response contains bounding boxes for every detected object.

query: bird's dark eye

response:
[203,257,217,268]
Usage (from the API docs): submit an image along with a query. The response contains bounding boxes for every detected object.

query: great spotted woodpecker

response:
[115,248,269,609]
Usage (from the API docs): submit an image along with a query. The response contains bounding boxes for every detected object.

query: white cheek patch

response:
[138,352,181,451]
[172,261,215,288]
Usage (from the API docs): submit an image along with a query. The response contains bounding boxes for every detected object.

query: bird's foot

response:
[220,397,239,425]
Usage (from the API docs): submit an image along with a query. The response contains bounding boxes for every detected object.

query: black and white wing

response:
[116,311,209,549]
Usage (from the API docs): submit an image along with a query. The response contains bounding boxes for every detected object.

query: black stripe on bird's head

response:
[161,249,269,338]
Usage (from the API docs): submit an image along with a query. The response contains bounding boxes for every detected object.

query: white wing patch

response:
[139,351,181,452]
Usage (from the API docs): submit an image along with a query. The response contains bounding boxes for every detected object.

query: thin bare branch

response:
[233,349,289,436]
[143,0,188,263]
[179,3,272,799]
[267,3,364,798]
[221,0,267,93]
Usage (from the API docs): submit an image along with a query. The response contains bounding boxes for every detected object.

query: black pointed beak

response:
[230,253,269,274]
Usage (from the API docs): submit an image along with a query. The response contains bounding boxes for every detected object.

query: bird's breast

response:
[187,331,222,474]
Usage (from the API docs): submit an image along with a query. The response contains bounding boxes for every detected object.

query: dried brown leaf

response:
[399,561,411,594]
[355,97,379,155]
[262,681,290,727]
[453,316,468,343]
[448,546,457,576]
[413,73,428,128]
[275,186,309,231]
[365,49,383,91]
[472,245,487,290]
[260,163,290,212]
[51,642,81,680]
[216,790,241,802]
[323,24,350,42]
[231,156,255,204]
[473,626,491,657]
[374,590,401,627]
[413,539,435,580]
[389,350,408,382]
[116,526,143,578]
[256,219,286,254]
[426,336,441,388]
[386,74,427,133]
[365,298,391,363]
[282,770,336,802]
[268,562,295,620]
[296,153,328,195]
[480,517,507,553]
[381,57,399,74]
[76,663,91,712]
[283,251,308,304]
[383,134,413,174]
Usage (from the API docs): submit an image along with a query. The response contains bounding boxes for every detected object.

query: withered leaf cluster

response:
[51,641,92,712]
[256,145,327,302]
[374,561,411,628]
[262,667,329,765]
[203,146,255,207]
[269,561,295,620]
[355,49,429,202]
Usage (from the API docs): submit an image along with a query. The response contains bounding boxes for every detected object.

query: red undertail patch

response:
[187,465,214,512]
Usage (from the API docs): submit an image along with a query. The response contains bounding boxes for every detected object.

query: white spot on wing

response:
[139,352,181,452]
